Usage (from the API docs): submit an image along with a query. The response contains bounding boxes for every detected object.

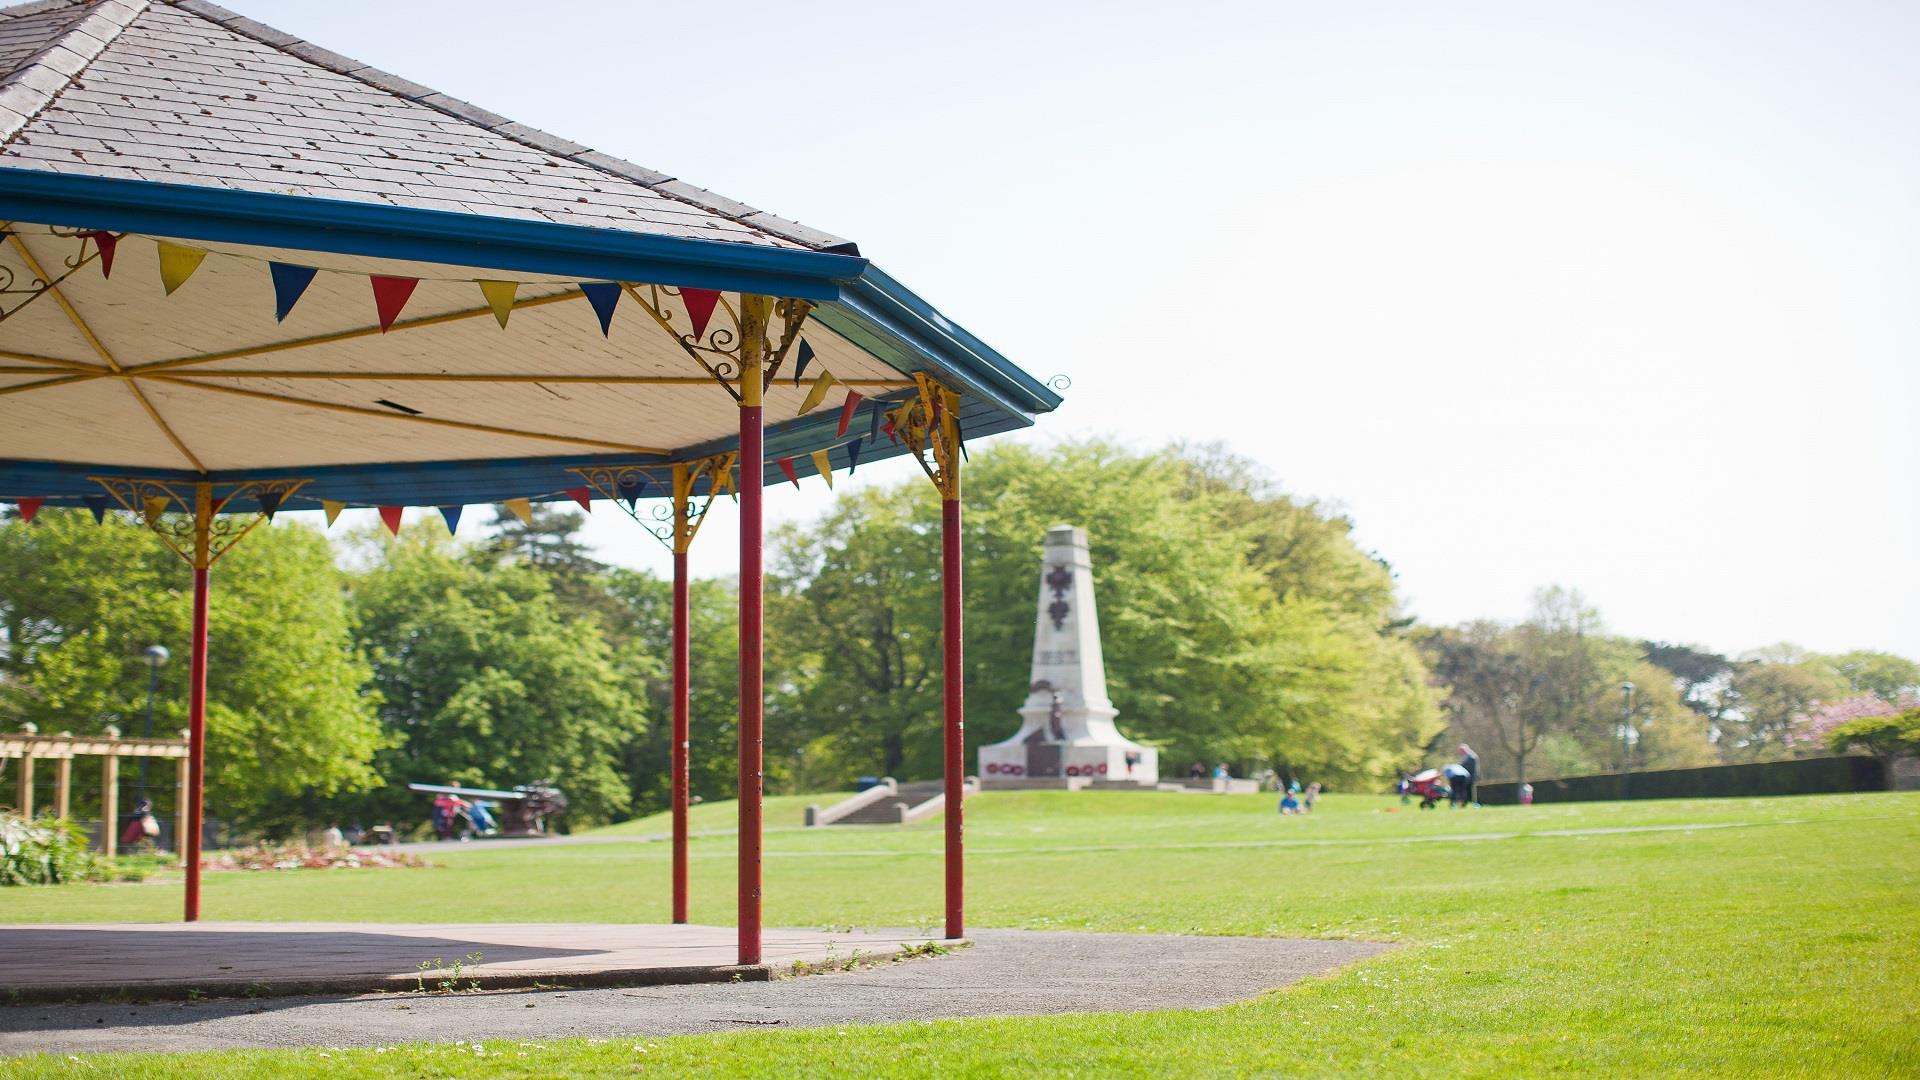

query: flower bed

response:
[202,843,429,872]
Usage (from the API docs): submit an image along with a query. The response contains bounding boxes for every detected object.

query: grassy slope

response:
[3,791,1916,1077]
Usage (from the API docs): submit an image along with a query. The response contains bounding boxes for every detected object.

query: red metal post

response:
[671,548,690,924]
[942,495,965,939]
[737,403,764,964]
[184,563,208,922]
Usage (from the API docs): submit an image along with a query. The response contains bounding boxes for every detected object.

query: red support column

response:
[738,402,764,965]
[671,548,690,925]
[942,495,965,939]
[183,484,212,922]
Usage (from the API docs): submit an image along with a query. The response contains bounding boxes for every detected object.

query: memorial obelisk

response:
[979,525,1158,787]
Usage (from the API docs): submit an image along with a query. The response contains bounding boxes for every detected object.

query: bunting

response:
[156,242,207,295]
[269,263,318,322]
[846,438,863,474]
[255,489,283,521]
[14,497,41,523]
[616,473,649,506]
[792,338,816,386]
[370,276,419,332]
[83,495,107,524]
[867,404,884,441]
[837,390,865,437]
[566,487,592,511]
[579,282,621,336]
[378,506,404,535]
[810,449,834,489]
[438,505,463,534]
[83,231,117,278]
[478,280,518,329]
[680,288,721,341]
[799,370,838,415]
[142,494,170,525]
[777,457,800,489]
[322,500,346,526]
[503,498,534,525]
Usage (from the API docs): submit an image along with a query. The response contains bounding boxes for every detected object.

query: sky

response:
[249,0,1920,660]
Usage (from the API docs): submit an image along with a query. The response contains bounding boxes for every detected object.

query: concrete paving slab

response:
[0,929,1388,1056]
[0,922,937,1002]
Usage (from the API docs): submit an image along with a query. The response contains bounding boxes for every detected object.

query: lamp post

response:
[1619,680,1636,799]
[138,644,169,803]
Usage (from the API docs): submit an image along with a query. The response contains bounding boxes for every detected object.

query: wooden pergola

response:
[2,724,189,859]
[0,0,1058,963]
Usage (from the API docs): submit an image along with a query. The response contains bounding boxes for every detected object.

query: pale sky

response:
[251,0,1920,660]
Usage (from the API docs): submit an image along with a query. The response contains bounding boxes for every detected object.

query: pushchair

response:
[1404,768,1450,809]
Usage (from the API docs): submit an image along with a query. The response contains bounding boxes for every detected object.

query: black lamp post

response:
[138,644,169,802]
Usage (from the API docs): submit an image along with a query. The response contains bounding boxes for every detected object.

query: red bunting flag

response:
[680,288,721,341]
[567,487,592,511]
[837,390,866,438]
[15,497,42,523]
[370,276,419,332]
[84,231,117,278]
[776,457,799,489]
[378,506,404,535]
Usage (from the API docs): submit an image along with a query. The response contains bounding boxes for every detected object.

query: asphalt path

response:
[0,930,1388,1056]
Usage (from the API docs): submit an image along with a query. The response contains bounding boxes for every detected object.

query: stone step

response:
[828,781,945,825]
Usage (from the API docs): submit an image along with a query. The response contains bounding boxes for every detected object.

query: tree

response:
[349,531,645,826]
[1824,708,1920,762]
[0,511,383,829]
[1721,649,1847,761]
[768,441,1443,787]
[1790,695,1906,753]
[1829,651,1920,704]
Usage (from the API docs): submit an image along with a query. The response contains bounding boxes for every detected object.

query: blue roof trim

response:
[839,266,1062,416]
[0,168,866,301]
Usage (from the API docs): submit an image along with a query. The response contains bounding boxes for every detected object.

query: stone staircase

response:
[832,780,945,825]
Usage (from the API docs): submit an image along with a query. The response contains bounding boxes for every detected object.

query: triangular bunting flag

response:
[579,282,621,336]
[846,438,863,474]
[255,490,283,521]
[477,280,518,329]
[776,457,799,489]
[14,497,42,523]
[84,231,117,278]
[269,263,318,322]
[792,339,816,386]
[680,288,721,341]
[867,404,884,441]
[810,450,834,489]
[378,506,404,535]
[322,500,346,526]
[837,390,866,438]
[156,242,207,295]
[955,414,969,461]
[616,473,648,506]
[370,276,419,332]
[882,412,899,445]
[438,505,463,534]
[566,487,592,511]
[142,494,170,525]
[503,498,534,525]
[83,495,108,523]
[799,370,838,415]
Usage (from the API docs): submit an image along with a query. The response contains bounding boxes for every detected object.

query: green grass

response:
[3,791,1917,1077]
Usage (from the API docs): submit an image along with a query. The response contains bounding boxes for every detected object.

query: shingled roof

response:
[0,0,853,252]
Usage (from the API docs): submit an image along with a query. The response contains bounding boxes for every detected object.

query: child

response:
[1303,782,1321,813]
[1279,791,1301,815]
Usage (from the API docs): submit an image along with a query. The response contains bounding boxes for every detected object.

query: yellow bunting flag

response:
[799,370,839,415]
[142,494,171,524]
[478,280,518,329]
[504,497,533,525]
[810,449,834,489]
[155,241,208,295]
[321,500,346,526]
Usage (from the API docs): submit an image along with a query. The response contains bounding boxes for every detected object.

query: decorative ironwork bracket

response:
[893,373,963,500]
[0,226,106,327]
[622,284,811,403]
[90,477,310,569]
[568,452,736,554]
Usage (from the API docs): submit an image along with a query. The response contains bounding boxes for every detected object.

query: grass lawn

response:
[3,790,1916,1077]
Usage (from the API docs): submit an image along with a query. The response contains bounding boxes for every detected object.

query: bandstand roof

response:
[0,0,1059,510]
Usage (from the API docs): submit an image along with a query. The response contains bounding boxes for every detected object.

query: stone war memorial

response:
[980,525,1158,787]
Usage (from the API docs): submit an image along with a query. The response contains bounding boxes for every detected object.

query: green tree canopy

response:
[0,511,382,827]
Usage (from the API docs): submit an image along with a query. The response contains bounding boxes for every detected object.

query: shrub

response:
[0,812,105,886]
[1826,708,1920,761]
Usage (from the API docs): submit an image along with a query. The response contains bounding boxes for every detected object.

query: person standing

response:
[1457,743,1481,807]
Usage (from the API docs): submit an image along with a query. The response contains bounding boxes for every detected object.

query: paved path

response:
[0,922,935,1001]
[0,931,1388,1056]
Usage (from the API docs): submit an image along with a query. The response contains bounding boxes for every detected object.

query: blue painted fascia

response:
[0,168,866,301]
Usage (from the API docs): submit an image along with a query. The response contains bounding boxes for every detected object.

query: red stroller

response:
[1403,768,1451,809]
